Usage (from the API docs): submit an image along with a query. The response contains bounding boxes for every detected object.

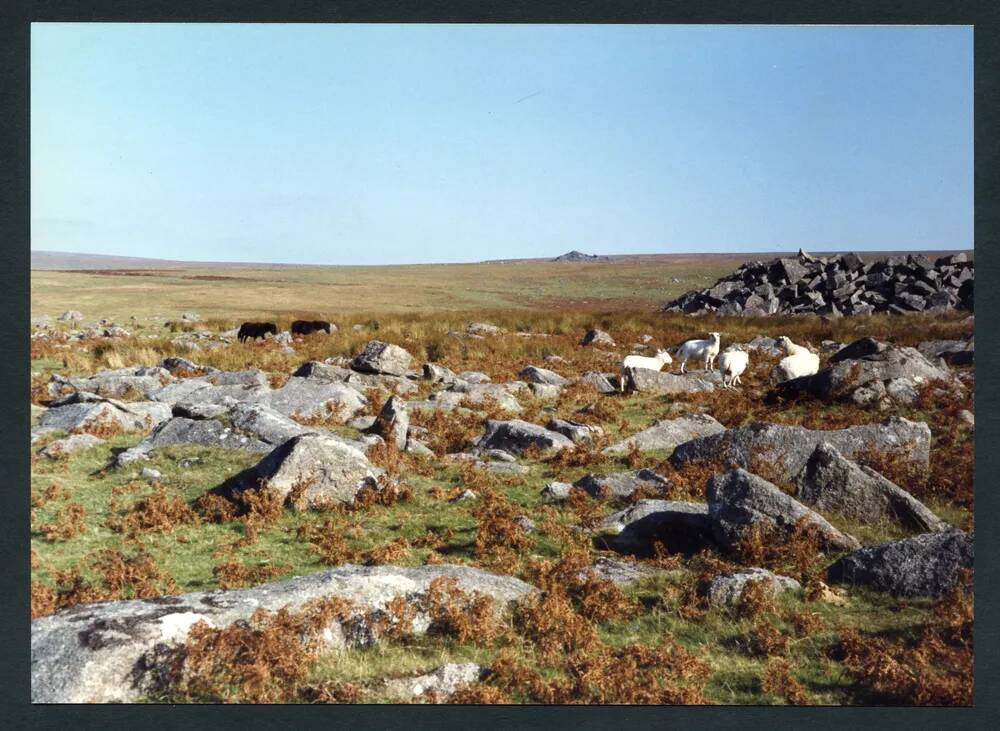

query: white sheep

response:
[620,349,673,392]
[676,332,721,373]
[773,335,820,381]
[718,347,750,389]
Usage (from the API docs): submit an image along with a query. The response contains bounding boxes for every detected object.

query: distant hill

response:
[30,250,304,271]
[552,250,610,262]
[31,251,192,270]
[34,248,971,271]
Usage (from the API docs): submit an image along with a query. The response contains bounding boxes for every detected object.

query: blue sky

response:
[31,24,973,265]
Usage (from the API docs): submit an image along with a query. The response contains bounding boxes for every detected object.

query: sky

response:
[31,24,973,265]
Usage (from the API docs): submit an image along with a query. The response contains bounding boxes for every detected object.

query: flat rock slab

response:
[37,433,105,459]
[200,369,269,387]
[706,568,801,608]
[48,368,172,399]
[31,564,536,703]
[670,417,931,484]
[116,417,273,464]
[295,362,418,396]
[573,469,672,500]
[546,418,603,444]
[266,377,367,420]
[827,530,973,597]
[625,368,716,394]
[587,557,670,586]
[593,499,714,556]
[795,442,947,532]
[382,663,486,702]
[474,419,573,456]
[446,383,523,414]
[151,379,272,408]
[228,402,316,446]
[477,461,531,476]
[707,468,860,552]
[604,414,725,455]
[36,397,173,435]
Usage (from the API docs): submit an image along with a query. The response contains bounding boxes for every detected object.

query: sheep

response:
[620,349,673,392]
[718,347,750,389]
[676,332,721,373]
[773,335,820,381]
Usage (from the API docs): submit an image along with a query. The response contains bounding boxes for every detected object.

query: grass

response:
[31,255,749,321]
[30,283,974,704]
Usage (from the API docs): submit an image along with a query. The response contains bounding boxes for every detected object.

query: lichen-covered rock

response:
[422,362,459,384]
[579,371,617,394]
[581,328,615,347]
[36,395,172,435]
[546,418,603,443]
[587,557,669,586]
[151,378,271,408]
[382,663,486,702]
[228,402,315,447]
[519,366,568,386]
[37,433,105,459]
[266,377,367,420]
[117,417,272,464]
[474,419,573,456]
[827,530,973,597]
[706,568,801,608]
[603,414,725,455]
[625,368,716,394]
[771,342,953,406]
[351,340,413,376]
[706,469,860,552]
[593,499,714,556]
[445,383,523,414]
[48,367,172,400]
[366,395,409,450]
[670,417,931,484]
[795,442,947,532]
[540,482,573,500]
[30,564,536,703]
[221,433,381,509]
[573,469,672,500]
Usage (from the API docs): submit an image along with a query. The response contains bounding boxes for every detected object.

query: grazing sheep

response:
[676,332,721,373]
[620,350,673,392]
[719,348,750,389]
[773,336,820,381]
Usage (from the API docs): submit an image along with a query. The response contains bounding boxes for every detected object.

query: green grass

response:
[31,384,970,705]
[30,295,974,704]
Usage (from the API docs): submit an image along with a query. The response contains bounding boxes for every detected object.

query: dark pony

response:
[291,320,332,336]
[237,322,278,342]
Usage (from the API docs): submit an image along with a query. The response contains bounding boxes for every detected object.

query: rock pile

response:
[661,250,973,316]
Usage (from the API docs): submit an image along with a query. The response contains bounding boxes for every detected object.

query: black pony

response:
[237,321,277,342]
[291,319,332,336]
